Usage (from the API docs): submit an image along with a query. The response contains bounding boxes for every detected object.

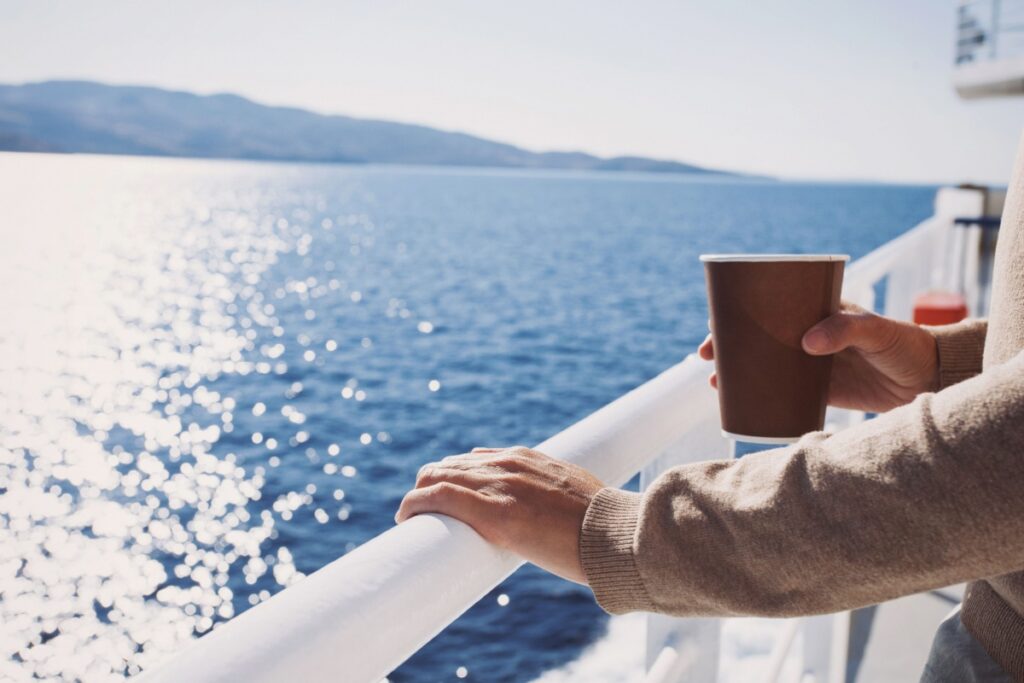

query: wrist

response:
[926,319,988,389]
[920,325,941,393]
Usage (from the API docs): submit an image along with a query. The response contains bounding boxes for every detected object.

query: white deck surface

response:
[850,586,964,682]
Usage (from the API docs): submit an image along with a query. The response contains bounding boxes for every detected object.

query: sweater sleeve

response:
[928,319,988,389]
[580,348,1024,617]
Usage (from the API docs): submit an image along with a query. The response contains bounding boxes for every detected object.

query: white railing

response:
[137,355,722,683]
[138,187,989,683]
[954,0,1024,97]
[956,0,1024,65]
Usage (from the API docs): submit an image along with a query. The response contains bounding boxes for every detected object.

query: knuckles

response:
[430,481,459,497]
[415,464,435,485]
[838,301,867,315]
[492,446,534,467]
[414,447,548,494]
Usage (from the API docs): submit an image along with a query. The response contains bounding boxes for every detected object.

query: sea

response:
[0,152,937,682]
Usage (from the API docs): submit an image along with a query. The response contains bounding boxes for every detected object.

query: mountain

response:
[0,80,740,176]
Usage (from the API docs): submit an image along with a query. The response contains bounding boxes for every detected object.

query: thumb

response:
[802,312,890,356]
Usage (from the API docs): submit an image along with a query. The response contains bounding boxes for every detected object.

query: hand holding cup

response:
[700,301,939,414]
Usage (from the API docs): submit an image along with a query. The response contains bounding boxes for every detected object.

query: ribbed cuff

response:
[961,580,1024,681]
[927,319,987,389]
[579,487,653,614]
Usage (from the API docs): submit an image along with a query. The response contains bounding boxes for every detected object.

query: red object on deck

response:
[913,291,969,325]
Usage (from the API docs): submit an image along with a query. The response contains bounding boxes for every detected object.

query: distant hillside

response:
[0,80,741,176]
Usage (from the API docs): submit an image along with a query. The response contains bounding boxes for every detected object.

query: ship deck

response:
[850,585,964,681]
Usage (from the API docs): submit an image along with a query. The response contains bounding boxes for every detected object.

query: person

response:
[396,137,1024,682]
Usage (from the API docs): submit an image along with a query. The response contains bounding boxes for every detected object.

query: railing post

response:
[799,611,849,683]
[961,222,984,314]
[640,392,729,682]
[882,223,942,322]
[933,186,986,301]
[992,0,1002,59]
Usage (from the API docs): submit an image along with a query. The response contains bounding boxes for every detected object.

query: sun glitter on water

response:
[0,155,364,679]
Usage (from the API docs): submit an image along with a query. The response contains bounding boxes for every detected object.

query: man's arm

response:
[582,346,1023,617]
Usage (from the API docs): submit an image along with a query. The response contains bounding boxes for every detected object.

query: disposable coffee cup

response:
[701,254,848,444]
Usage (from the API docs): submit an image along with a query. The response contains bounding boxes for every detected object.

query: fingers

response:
[395,482,487,524]
[698,333,714,360]
[421,446,536,486]
[412,447,540,499]
[441,447,521,467]
[416,462,497,490]
[699,331,717,389]
[439,450,499,465]
[802,308,895,356]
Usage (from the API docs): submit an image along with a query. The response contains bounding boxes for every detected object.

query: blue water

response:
[0,154,937,681]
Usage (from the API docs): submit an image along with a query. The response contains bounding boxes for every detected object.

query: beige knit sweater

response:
[580,133,1024,679]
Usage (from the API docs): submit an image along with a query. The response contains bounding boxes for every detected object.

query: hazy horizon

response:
[3,0,1024,184]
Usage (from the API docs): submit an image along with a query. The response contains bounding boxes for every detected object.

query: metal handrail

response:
[957,0,1024,64]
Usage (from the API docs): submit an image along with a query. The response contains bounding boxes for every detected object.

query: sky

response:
[1,0,1023,184]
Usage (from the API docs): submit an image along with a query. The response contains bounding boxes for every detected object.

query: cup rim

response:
[699,253,850,263]
[721,430,802,444]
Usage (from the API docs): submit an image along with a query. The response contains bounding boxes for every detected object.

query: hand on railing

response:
[396,446,605,584]
[698,302,940,413]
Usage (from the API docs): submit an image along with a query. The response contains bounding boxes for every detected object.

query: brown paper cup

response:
[701,254,848,444]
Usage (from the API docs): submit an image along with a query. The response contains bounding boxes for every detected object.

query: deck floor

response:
[849,585,964,682]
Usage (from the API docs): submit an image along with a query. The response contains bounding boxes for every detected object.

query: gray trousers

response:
[919,606,1012,683]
